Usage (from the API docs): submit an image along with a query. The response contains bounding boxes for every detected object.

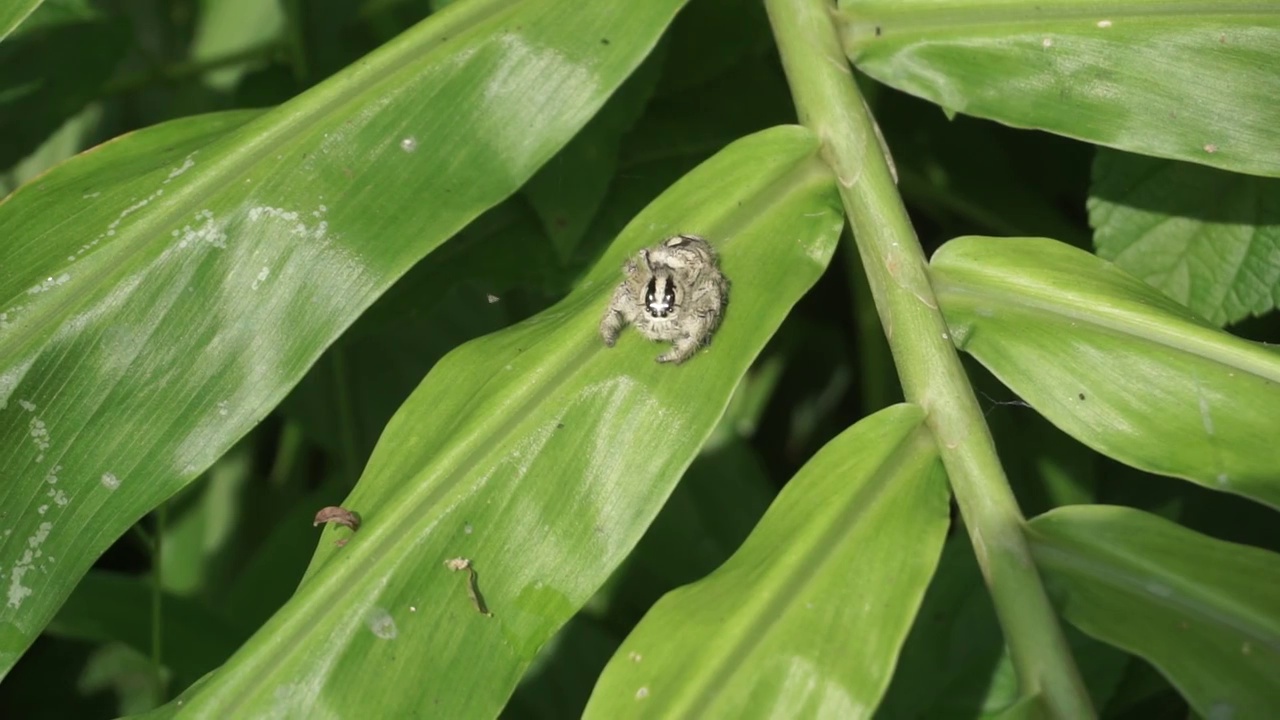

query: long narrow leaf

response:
[1028,505,1280,719]
[583,404,949,719]
[146,125,846,718]
[840,0,1280,178]
[931,236,1280,509]
[0,0,42,43]
[0,0,685,676]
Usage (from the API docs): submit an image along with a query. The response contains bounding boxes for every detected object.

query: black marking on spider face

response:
[645,275,676,318]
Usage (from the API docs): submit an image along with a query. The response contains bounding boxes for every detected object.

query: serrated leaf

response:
[583,404,950,719]
[141,125,845,718]
[840,0,1280,178]
[0,0,686,677]
[931,236,1280,509]
[1028,505,1280,720]
[1090,149,1280,326]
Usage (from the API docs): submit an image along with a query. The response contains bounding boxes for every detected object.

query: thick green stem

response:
[766,0,1094,717]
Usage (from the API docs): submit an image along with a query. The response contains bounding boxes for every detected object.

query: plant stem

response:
[765,0,1094,717]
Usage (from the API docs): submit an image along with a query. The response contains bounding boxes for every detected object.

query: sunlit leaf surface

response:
[145,126,845,718]
[931,236,1280,509]
[1029,505,1280,719]
[840,0,1280,178]
[583,404,949,719]
[0,0,685,676]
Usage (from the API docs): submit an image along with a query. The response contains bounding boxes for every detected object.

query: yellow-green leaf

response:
[1029,505,1280,719]
[584,404,950,719]
[840,0,1280,178]
[931,236,1280,509]
[145,125,845,718]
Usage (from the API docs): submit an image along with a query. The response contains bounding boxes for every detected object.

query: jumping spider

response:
[599,234,729,364]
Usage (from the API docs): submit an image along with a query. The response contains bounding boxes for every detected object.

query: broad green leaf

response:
[144,125,845,718]
[931,236,1280,509]
[1089,149,1280,326]
[839,0,1280,178]
[0,0,43,42]
[0,0,686,677]
[584,404,951,719]
[1028,505,1280,719]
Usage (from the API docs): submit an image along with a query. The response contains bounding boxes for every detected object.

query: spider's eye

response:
[646,276,675,317]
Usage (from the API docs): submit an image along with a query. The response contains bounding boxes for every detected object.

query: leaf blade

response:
[1028,505,1280,719]
[931,236,1280,509]
[583,404,950,718]
[149,125,845,718]
[840,0,1280,177]
[0,0,686,676]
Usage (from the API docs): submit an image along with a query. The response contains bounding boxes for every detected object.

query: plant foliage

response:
[1,0,1277,718]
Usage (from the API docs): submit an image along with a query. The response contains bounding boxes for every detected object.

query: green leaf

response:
[1089,149,1280,327]
[1028,505,1280,719]
[0,0,685,677]
[931,236,1280,509]
[584,404,950,719]
[839,0,1280,178]
[142,125,845,718]
[0,0,44,42]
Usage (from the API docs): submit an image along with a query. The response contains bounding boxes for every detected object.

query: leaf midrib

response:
[932,271,1280,385]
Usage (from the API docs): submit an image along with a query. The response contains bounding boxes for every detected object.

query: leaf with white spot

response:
[0,0,687,677]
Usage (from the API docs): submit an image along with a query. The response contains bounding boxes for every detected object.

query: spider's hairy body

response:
[599,234,729,364]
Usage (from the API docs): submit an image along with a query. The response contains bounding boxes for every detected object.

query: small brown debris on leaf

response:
[444,557,494,617]
[314,506,361,531]
[315,506,361,545]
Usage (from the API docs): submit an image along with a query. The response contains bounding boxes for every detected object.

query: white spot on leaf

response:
[366,607,398,639]
[7,522,53,608]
